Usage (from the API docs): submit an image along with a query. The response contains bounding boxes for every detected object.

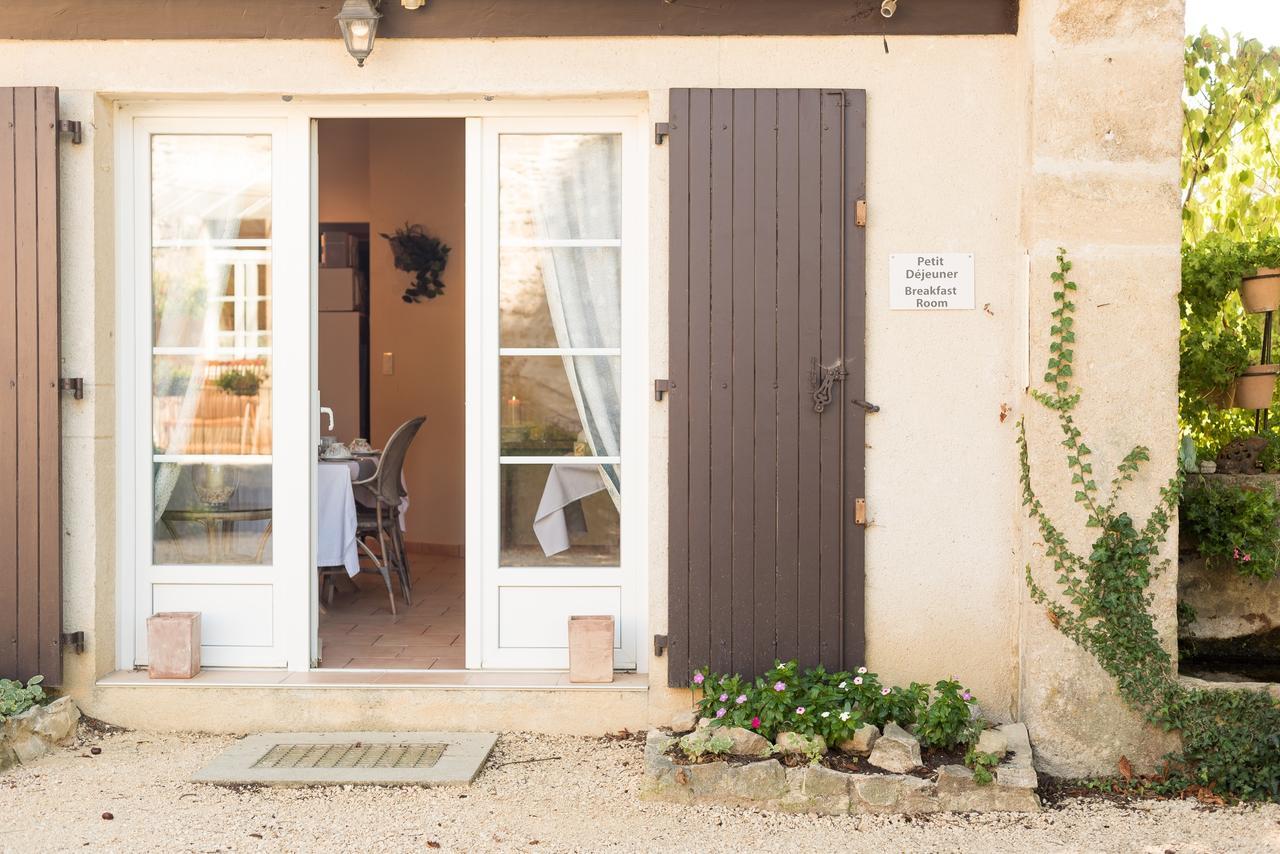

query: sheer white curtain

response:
[529,135,623,504]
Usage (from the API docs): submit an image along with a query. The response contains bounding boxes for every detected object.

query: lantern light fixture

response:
[336,0,383,67]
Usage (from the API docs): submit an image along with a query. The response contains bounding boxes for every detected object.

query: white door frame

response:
[114,98,649,674]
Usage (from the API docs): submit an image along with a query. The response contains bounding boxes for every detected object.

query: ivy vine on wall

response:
[1021,250,1280,802]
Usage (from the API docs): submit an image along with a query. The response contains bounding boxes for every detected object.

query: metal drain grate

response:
[252,743,446,770]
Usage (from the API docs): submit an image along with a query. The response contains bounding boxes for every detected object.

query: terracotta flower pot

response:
[1240,268,1280,314]
[1232,364,1280,410]
[567,615,614,683]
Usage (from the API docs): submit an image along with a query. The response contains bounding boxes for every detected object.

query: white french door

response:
[473,117,646,670]
[121,116,310,668]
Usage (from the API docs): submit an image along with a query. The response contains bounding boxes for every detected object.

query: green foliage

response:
[1178,235,1280,454]
[1181,478,1280,579]
[678,729,733,761]
[915,678,978,751]
[964,746,1001,786]
[690,661,973,752]
[1022,250,1280,802]
[1183,30,1280,243]
[0,676,44,718]
[1259,431,1280,473]
[213,369,261,397]
[380,223,450,302]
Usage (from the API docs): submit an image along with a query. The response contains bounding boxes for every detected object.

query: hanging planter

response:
[1240,268,1280,314]
[1232,364,1280,410]
[380,223,450,303]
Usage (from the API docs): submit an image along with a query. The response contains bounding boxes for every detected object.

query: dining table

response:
[316,453,409,579]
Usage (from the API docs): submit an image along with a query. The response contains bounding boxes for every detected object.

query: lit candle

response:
[506,395,522,426]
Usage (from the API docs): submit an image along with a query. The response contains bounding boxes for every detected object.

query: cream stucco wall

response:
[0,0,1185,762]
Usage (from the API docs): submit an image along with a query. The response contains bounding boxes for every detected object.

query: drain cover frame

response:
[192,732,497,787]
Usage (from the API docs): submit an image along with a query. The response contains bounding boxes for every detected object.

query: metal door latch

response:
[851,398,880,413]
[59,377,84,400]
[810,358,847,413]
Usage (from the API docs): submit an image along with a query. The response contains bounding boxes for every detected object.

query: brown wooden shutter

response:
[668,88,866,686]
[0,87,64,685]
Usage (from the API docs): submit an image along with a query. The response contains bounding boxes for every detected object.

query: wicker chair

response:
[352,416,425,614]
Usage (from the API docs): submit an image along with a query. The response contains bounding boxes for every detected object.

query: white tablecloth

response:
[317,461,360,578]
[317,457,411,579]
[533,464,607,557]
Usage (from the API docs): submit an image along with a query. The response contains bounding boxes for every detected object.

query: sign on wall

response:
[889,253,974,310]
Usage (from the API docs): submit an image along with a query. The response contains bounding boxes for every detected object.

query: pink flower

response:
[881,687,891,696]
[719,693,729,703]
[773,681,786,692]
[715,707,726,718]
[751,716,761,729]
[853,676,863,686]
[962,691,972,701]
[795,706,806,715]
[693,672,705,685]
[857,667,868,674]
[735,694,747,705]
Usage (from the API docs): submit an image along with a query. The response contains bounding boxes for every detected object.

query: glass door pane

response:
[149,135,275,566]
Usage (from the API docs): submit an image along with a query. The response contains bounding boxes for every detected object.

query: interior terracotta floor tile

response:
[319,557,464,669]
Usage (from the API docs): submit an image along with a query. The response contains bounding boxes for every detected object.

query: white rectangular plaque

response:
[889,253,975,310]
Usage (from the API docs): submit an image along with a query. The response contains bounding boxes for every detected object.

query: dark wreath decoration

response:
[379,223,451,302]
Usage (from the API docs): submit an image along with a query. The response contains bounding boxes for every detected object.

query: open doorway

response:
[314,118,466,670]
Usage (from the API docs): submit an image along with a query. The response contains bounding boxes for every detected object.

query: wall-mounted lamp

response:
[880,0,898,17]
[336,0,383,67]
[401,0,427,8]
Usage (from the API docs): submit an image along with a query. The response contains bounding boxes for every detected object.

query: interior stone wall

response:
[1016,0,1186,776]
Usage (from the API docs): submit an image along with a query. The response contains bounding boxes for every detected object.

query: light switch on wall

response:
[382,352,395,375]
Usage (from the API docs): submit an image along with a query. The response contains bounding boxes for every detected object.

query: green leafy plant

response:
[678,729,733,761]
[380,223,450,302]
[916,678,979,750]
[0,676,44,718]
[1022,250,1280,802]
[964,746,1001,786]
[213,369,261,397]
[1181,478,1280,579]
[1260,431,1280,473]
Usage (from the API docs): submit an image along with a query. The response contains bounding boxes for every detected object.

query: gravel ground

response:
[1,727,1279,854]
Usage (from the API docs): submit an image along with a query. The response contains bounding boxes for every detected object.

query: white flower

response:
[839,711,851,721]
[853,676,863,686]
[857,667,868,674]
[821,711,830,718]
[837,681,847,690]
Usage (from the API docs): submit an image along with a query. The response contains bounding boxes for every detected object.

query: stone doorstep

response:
[192,732,498,787]
[642,726,1041,815]
[0,697,82,772]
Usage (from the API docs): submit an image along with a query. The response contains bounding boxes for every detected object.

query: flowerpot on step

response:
[1232,364,1280,410]
[1241,268,1280,314]
[147,611,201,679]
[568,615,614,683]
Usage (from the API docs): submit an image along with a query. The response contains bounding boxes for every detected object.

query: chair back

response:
[367,416,425,508]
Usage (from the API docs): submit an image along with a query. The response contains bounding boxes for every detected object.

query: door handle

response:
[810,357,848,413]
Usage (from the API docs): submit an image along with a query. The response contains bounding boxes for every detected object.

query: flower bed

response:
[642,661,1040,814]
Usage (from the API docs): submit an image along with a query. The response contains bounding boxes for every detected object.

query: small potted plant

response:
[1240,267,1280,314]
[1232,363,1280,410]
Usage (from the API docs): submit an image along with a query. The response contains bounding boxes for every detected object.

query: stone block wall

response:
[1017,0,1185,776]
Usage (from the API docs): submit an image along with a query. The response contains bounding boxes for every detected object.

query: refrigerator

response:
[318,266,369,442]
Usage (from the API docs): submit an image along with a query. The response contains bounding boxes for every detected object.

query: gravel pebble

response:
[0,728,1277,853]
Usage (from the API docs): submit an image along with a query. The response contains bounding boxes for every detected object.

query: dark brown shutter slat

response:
[667,88,692,686]
[818,92,843,666]
[685,89,713,676]
[708,89,734,675]
[667,88,865,685]
[0,89,18,679]
[773,89,801,667]
[729,89,756,677]
[842,91,869,667]
[751,89,779,677]
[1,86,62,685]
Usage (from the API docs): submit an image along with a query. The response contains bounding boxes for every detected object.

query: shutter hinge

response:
[57,119,82,145]
[60,631,85,654]
[654,122,671,145]
[59,377,84,400]
[654,379,672,401]
[854,498,867,526]
[855,199,867,228]
[653,634,668,657]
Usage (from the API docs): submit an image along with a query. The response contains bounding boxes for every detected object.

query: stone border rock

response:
[0,697,81,772]
[642,723,1040,815]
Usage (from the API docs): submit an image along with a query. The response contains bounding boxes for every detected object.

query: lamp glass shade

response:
[336,0,382,66]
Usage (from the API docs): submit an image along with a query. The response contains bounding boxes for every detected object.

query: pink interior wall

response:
[318,118,467,550]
